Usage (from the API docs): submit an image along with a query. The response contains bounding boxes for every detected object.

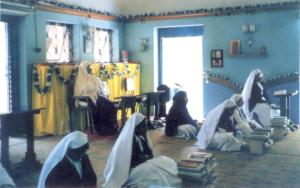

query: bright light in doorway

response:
[162,36,203,120]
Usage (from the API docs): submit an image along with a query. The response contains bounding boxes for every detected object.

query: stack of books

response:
[245,128,274,154]
[271,117,288,124]
[253,127,274,137]
[271,117,289,140]
[178,152,217,187]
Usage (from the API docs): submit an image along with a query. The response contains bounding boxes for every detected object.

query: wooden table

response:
[0,108,44,173]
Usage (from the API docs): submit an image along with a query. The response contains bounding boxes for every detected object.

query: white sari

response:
[231,94,253,137]
[103,112,181,188]
[197,100,243,151]
[241,69,272,127]
[37,131,88,188]
[176,124,198,140]
[0,164,15,187]
[74,61,109,104]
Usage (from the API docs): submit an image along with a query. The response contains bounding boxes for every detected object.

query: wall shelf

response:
[228,52,267,58]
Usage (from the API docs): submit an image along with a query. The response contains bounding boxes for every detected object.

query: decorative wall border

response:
[204,72,300,93]
[204,72,243,92]
[1,0,299,22]
[122,1,299,22]
[265,73,300,89]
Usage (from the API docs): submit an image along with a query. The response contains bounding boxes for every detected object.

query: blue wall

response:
[8,10,121,109]
[4,7,300,122]
[122,9,300,122]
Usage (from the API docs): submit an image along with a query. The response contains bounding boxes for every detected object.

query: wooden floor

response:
[5,127,300,188]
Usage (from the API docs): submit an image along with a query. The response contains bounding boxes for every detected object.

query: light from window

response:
[94,28,112,63]
[46,23,72,63]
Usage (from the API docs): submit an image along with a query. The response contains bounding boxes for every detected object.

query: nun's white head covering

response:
[74,62,109,104]
[0,164,15,187]
[197,99,236,149]
[103,112,148,188]
[37,131,88,188]
[241,69,263,117]
[231,94,242,105]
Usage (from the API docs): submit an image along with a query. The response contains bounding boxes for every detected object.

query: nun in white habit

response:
[37,131,97,188]
[74,62,118,135]
[0,164,15,188]
[231,94,257,137]
[103,112,181,188]
[197,100,243,151]
[74,61,109,104]
[241,69,272,127]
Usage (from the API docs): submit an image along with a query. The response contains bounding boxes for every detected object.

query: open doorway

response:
[0,21,10,113]
[158,26,203,120]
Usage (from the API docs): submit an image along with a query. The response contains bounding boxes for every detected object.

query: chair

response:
[72,96,94,134]
[140,92,161,129]
[115,96,137,129]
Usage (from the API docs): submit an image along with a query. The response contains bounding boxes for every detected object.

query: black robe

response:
[166,92,197,136]
[45,154,97,187]
[130,134,153,169]
[249,81,269,112]
[217,111,236,133]
[91,96,118,135]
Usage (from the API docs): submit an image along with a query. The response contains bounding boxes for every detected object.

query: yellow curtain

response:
[90,63,141,118]
[32,64,73,136]
[89,63,140,101]
[32,63,140,136]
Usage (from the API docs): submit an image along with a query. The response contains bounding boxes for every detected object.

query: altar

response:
[32,63,140,136]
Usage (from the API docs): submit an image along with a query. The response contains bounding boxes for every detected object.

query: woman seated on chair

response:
[103,112,181,188]
[165,91,199,139]
[38,131,97,188]
[242,69,273,127]
[74,62,118,135]
[197,100,245,151]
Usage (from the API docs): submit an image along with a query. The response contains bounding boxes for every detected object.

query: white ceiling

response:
[53,0,296,15]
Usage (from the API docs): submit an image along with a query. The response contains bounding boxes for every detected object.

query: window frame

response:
[46,22,73,63]
[93,28,112,63]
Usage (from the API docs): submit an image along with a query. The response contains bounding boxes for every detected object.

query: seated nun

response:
[74,62,118,135]
[231,94,259,137]
[242,69,273,127]
[197,100,244,151]
[0,164,15,188]
[38,131,97,188]
[165,91,199,139]
[103,112,181,188]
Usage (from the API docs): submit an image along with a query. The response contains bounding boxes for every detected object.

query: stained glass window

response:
[46,22,72,63]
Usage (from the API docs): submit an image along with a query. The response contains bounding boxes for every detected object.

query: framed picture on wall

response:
[210,49,223,68]
[84,36,93,53]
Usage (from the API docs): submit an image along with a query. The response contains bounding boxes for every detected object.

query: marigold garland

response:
[33,65,54,94]
[54,66,78,85]
[33,63,141,94]
[97,63,139,80]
